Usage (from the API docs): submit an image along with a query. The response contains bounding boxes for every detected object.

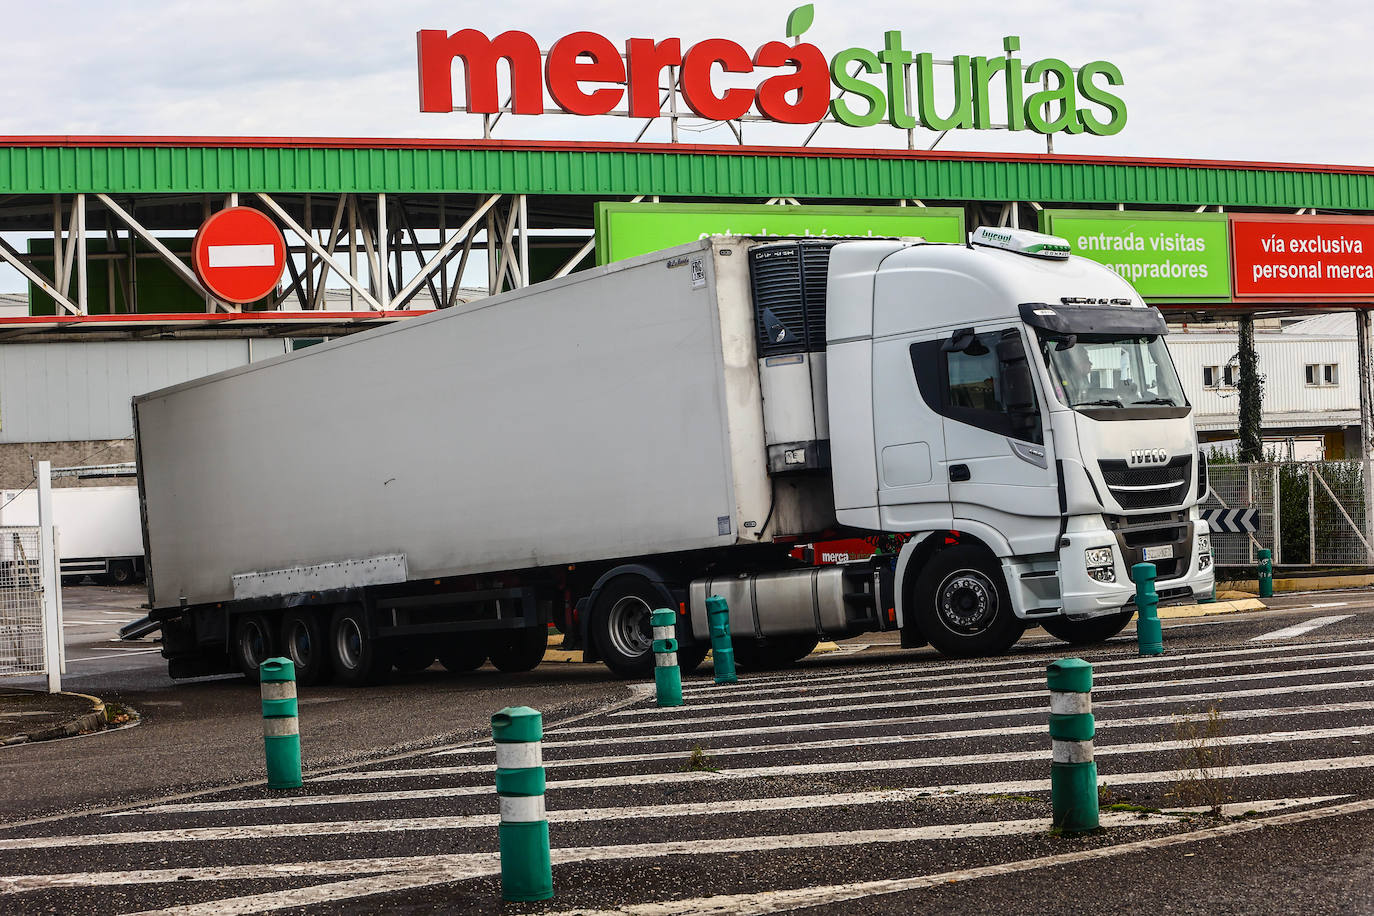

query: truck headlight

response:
[1197,532,1213,570]
[1084,546,1116,582]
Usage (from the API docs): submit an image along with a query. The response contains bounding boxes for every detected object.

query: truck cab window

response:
[910,329,1043,445]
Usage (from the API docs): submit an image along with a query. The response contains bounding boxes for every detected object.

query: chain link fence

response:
[0,526,45,676]
[1204,460,1373,567]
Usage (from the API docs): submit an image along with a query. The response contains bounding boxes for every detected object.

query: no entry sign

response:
[192,207,287,304]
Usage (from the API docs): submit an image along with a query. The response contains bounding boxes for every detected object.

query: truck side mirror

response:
[942,327,977,353]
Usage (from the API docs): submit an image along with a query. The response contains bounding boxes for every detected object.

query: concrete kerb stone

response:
[0,690,109,746]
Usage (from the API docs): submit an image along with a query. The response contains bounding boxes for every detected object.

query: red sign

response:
[1232,216,1374,299]
[192,207,287,304]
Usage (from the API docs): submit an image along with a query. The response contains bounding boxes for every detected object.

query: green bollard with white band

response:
[1047,658,1099,834]
[259,657,302,790]
[705,595,737,685]
[1258,547,1274,598]
[1131,562,1164,657]
[492,706,553,902]
[651,608,684,707]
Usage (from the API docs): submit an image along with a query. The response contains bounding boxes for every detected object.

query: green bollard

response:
[1258,548,1274,598]
[1131,562,1164,657]
[651,608,684,707]
[259,657,302,790]
[492,706,553,903]
[705,595,737,685]
[1198,579,1216,604]
[1047,658,1099,834]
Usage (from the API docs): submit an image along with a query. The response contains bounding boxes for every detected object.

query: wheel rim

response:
[288,620,314,668]
[242,619,268,667]
[336,617,363,670]
[607,595,653,658]
[935,570,999,636]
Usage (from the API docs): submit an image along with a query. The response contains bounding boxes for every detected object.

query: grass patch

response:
[1169,703,1234,815]
[103,703,137,727]
[682,746,718,773]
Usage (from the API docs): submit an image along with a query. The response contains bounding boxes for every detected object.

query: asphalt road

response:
[2,586,1374,913]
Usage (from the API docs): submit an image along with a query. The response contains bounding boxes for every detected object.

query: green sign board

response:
[594,203,965,265]
[1039,209,1231,301]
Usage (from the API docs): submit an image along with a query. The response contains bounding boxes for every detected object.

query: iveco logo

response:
[1129,449,1169,466]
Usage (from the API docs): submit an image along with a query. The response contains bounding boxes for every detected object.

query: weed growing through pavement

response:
[1169,703,1233,815]
[683,746,718,773]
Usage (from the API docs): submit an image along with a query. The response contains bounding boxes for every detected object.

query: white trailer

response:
[133,230,1213,685]
[0,485,144,584]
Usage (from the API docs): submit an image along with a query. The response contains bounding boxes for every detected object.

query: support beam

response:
[377,193,389,309]
[75,194,87,314]
[552,238,596,280]
[256,192,384,312]
[0,235,80,315]
[391,194,501,308]
[1357,309,1374,559]
[96,193,230,310]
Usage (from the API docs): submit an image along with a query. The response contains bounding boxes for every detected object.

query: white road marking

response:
[65,649,161,663]
[633,649,1374,718]
[1252,616,1354,641]
[325,701,1374,780]
[539,797,1374,916]
[1301,602,1350,610]
[206,243,276,269]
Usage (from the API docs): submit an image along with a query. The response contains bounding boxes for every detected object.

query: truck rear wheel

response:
[281,610,332,686]
[1041,610,1135,646]
[913,546,1023,658]
[392,644,437,673]
[488,627,549,673]
[108,561,136,586]
[232,614,276,681]
[591,578,658,678]
[438,638,488,673]
[733,634,819,671]
[329,605,390,687]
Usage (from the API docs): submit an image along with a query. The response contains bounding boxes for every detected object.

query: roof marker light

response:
[970,226,1072,260]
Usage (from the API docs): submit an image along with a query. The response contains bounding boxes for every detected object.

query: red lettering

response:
[546,31,626,116]
[416,29,543,114]
[625,38,682,118]
[680,39,754,121]
[752,41,830,124]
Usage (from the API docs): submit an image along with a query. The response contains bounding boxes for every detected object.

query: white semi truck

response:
[132,228,1213,685]
[0,485,145,584]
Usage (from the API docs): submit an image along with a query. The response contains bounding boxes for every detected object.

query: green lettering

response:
[829,48,887,127]
[1076,61,1127,136]
[1024,58,1081,134]
[971,56,1007,129]
[879,30,915,129]
[1002,36,1024,130]
[915,53,972,130]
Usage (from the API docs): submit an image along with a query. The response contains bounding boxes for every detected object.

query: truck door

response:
[924,324,1061,556]
[872,334,951,531]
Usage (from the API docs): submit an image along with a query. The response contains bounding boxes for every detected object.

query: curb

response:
[1158,598,1267,619]
[539,638,841,667]
[2,692,106,747]
[1220,573,1374,593]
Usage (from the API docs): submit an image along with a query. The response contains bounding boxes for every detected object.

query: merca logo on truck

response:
[417,5,1127,137]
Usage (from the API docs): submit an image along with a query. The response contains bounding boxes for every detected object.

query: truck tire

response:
[677,640,709,673]
[438,638,488,673]
[108,561,136,586]
[590,578,658,678]
[733,634,819,671]
[392,644,437,673]
[1041,610,1135,646]
[488,627,549,673]
[328,605,390,687]
[280,610,332,686]
[232,614,276,681]
[912,546,1023,657]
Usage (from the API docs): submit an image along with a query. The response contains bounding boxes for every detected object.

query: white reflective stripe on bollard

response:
[494,742,543,770]
[655,652,679,668]
[1049,692,1092,715]
[1052,739,1095,764]
[652,625,675,641]
[263,718,300,737]
[260,681,298,701]
[499,794,547,823]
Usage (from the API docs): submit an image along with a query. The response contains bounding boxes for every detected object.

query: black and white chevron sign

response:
[1202,507,1259,533]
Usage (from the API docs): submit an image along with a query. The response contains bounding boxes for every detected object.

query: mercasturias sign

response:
[417,6,1127,137]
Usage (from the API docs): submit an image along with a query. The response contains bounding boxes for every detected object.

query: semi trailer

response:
[132,228,1213,685]
[0,485,145,584]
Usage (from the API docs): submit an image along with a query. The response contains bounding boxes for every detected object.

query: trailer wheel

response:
[732,634,819,671]
[438,639,488,673]
[1040,610,1135,646]
[488,627,549,673]
[328,605,390,687]
[591,579,658,678]
[108,561,136,586]
[281,610,332,686]
[232,614,276,681]
[913,546,1023,657]
[677,639,709,673]
[392,644,437,673]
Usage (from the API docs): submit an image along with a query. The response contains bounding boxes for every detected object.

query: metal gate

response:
[1203,460,1374,567]
[0,462,64,691]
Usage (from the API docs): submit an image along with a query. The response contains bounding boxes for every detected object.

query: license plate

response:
[1142,545,1174,561]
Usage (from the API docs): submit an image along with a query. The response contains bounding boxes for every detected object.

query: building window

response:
[1305,363,1339,386]
[1202,366,1219,388]
[1222,364,1235,387]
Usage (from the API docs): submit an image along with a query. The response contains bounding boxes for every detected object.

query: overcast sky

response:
[0,0,1369,165]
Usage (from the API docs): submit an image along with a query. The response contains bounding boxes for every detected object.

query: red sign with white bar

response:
[1232,216,1374,299]
[192,207,287,304]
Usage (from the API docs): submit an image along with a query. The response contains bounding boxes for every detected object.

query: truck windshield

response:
[1039,334,1187,410]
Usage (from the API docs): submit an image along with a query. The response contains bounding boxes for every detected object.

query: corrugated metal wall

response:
[0,339,288,442]
[1169,334,1359,429]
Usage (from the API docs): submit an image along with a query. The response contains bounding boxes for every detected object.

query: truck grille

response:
[1104,511,1192,581]
[748,241,837,356]
[1097,457,1192,510]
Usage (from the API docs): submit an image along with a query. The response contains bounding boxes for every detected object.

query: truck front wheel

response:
[329,605,390,686]
[591,578,658,678]
[913,547,1023,657]
[1041,610,1135,646]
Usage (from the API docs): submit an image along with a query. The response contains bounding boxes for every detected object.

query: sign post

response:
[35,461,62,694]
[192,207,288,305]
